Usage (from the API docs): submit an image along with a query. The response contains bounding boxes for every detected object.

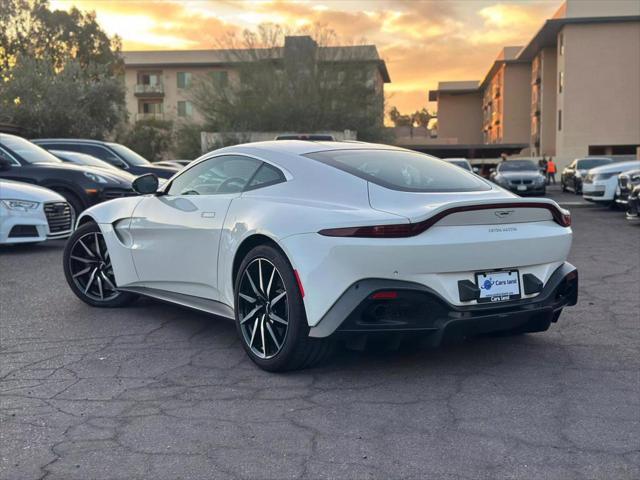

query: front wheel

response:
[234,245,332,372]
[63,222,138,308]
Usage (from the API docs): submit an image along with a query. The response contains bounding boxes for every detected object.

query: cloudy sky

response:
[51,0,561,113]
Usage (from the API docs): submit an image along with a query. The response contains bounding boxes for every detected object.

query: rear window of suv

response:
[305,149,491,192]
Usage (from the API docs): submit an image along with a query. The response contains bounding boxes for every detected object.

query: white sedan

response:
[63,141,578,371]
[582,160,640,204]
[1,180,73,244]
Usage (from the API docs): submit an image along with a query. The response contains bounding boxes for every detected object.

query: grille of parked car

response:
[103,188,137,199]
[510,179,533,185]
[44,202,73,234]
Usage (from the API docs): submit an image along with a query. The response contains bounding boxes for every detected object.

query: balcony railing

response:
[134,84,164,96]
[136,113,165,121]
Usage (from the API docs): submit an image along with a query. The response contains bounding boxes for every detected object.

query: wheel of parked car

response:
[234,245,332,372]
[63,222,138,308]
[574,179,581,195]
[561,181,567,192]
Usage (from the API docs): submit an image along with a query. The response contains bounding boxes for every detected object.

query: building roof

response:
[428,81,481,101]
[123,40,391,82]
[517,15,640,61]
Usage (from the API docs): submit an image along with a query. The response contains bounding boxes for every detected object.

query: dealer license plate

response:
[475,270,521,303]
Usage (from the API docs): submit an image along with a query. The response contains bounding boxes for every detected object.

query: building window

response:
[177,100,193,117]
[558,109,562,131]
[210,70,228,87]
[558,71,564,94]
[139,100,163,114]
[138,72,161,86]
[177,72,192,89]
[559,33,564,56]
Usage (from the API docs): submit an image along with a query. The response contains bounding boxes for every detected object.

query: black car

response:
[33,139,179,179]
[560,157,613,194]
[490,159,546,196]
[616,169,640,207]
[626,184,640,222]
[0,134,137,216]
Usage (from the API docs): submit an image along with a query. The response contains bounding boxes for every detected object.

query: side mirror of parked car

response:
[132,173,159,195]
[473,167,480,174]
[0,156,13,171]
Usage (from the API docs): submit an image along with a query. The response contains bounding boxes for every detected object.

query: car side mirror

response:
[490,168,496,174]
[0,157,13,170]
[473,167,479,173]
[132,173,159,194]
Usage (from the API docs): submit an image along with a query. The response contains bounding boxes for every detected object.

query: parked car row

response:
[0,134,189,245]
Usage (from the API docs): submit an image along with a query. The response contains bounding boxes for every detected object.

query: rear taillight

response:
[318,223,415,238]
[370,291,398,300]
[318,202,572,238]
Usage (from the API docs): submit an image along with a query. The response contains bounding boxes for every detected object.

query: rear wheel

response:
[63,222,137,308]
[234,245,332,372]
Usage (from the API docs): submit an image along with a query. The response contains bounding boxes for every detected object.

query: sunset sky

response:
[50,0,561,113]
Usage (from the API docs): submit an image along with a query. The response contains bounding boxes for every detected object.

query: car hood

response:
[32,162,135,184]
[0,179,66,203]
[588,161,640,175]
[140,165,179,178]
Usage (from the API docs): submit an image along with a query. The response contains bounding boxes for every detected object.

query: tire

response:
[234,245,333,372]
[63,222,138,308]
[574,179,581,195]
[561,181,567,192]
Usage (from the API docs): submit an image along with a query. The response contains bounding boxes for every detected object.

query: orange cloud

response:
[50,0,561,113]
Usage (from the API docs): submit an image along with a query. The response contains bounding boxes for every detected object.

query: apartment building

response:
[122,36,390,126]
[428,0,640,167]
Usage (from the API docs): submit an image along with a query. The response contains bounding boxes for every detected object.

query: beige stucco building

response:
[428,0,640,167]
[122,36,390,128]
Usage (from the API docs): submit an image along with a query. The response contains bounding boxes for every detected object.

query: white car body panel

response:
[0,180,72,244]
[75,141,573,330]
[583,161,640,202]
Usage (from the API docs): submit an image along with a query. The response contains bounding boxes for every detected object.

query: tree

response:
[0,57,126,138]
[388,106,436,130]
[0,0,125,138]
[0,0,122,72]
[189,24,388,141]
[117,119,173,162]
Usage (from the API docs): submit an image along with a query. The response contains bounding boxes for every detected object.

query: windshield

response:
[577,158,613,170]
[305,149,491,192]
[1,135,62,164]
[108,143,150,166]
[51,150,118,170]
[498,160,538,172]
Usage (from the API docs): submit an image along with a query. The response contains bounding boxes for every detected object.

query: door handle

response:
[201,212,216,218]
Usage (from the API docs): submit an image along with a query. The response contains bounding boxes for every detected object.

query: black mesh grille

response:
[8,225,39,238]
[44,202,73,234]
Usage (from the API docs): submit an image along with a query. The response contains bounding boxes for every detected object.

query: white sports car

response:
[64,141,578,371]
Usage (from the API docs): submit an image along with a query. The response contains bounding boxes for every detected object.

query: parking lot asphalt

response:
[1,196,639,480]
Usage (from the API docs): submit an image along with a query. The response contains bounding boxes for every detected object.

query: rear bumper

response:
[309,262,578,341]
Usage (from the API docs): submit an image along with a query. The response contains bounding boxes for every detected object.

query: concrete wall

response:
[540,47,558,157]
[564,0,640,18]
[502,63,532,144]
[556,22,640,164]
[436,92,483,144]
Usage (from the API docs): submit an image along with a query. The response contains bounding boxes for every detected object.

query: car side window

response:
[168,155,261,196]
[246,163,286,190]
[0,147,21,166]
[77,145,123,166]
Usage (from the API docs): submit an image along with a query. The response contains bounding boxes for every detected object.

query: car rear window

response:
[305,149,491,192]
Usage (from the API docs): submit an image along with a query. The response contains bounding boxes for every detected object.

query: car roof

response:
[32,138,108,145]
[588,160,640,173]
[216,140,405,156]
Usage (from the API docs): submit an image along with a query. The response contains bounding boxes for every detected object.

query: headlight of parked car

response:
[1,199,40,211]
[535,176,546,184]
[83,171,109,184]
[594,172,617,181]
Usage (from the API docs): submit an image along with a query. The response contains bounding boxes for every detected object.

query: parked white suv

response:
[0,180,73,244]
[582,160,640,205]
